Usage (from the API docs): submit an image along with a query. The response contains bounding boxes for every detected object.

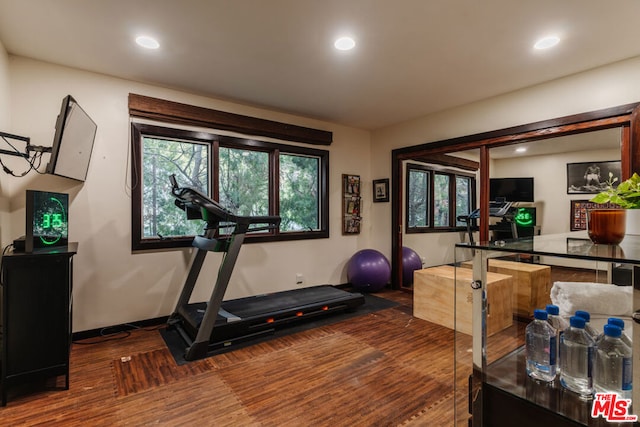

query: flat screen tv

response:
[46,95,97,182]
[489,177,534,202]
[25,190,69,253]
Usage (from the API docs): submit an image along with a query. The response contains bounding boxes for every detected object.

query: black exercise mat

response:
[160,292,398,365]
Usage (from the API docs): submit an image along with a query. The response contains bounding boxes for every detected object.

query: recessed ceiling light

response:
[534,36,560,50]
[334,36,356,51]
[136,35,160,49]
[515,147,527,153]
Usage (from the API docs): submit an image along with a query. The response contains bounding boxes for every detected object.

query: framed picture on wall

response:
[569,199,620,231]
[373,178,389,203]
[566,160,621,194]
[342,174,361,234]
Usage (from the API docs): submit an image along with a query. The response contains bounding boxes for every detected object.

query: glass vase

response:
[587,209,626,244]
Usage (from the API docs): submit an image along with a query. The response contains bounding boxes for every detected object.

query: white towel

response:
[550,281,633,317]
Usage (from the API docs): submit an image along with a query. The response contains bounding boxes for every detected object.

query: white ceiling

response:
[488,127,623,159]
[1,0,640,130]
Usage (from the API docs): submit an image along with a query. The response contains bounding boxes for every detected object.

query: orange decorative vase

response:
[587,209,626,244]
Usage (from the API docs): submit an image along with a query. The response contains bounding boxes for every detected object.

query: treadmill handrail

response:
[170,174,281,229]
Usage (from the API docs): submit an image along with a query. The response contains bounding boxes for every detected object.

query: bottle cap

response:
[608,317,625,330]
[575,310,591,322]
[546,304,560,315]
[569,316,586,329]
[533,309,548,320]
[603,324,622,338]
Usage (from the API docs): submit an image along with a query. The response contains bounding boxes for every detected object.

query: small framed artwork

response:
[569,199,620,231]
[344,174,360,195]
[344,217,361,234]
[567,160,621,194]
[373,178,389,203]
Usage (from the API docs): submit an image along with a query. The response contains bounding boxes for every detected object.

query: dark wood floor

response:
[1,265,598,426]
[0,289,460,427]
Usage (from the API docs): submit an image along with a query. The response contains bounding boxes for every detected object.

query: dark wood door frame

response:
[391,102,640,290]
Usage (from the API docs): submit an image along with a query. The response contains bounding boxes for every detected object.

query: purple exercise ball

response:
[347,249,391,292]
[402,246,422,286]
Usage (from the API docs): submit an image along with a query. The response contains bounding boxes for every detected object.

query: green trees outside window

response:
[131,123,328,250]
[406,163,475,233]
[279,154,320,232]
[142,137,209,239]
[456,176,472,227]
[407,168,429,228]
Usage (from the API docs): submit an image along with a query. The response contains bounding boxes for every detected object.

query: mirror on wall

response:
[392,103,639,291]
[400,150,480,288]
[488,127,622,241]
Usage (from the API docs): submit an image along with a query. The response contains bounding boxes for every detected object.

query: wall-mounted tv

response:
[25,190,69,253]
[46,95,97,182]
[489,177,534,202]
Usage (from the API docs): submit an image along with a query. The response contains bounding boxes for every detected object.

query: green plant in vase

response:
[590,172,640,208]
[589,172,640,242]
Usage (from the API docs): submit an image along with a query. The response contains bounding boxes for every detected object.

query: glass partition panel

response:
[455,233,639,426]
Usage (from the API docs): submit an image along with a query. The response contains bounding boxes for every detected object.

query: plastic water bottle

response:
[594,324,633,399]
[604,317,633,348]
[526,309,557,382]
[546,304,568,332]
[574,310,598,339]
[559,316,594,397]
[546,304,568,372]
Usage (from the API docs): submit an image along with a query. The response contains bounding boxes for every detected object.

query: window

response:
[433,173,450,227]
[218,146,269,217]
[455,176,472,227]
[407,168,429,228]
[141,136,210,240]
[131,123,329,250]
[405,163,476,233]
[279,154,321,232]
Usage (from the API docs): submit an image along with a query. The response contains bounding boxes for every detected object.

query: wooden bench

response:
[413,265,513,336]
[461,259,551,317]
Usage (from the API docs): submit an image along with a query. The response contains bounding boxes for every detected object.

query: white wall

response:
[370,56,640,266]
[0,39,10,246]
[0,40,8,129]
[5,57,372,332]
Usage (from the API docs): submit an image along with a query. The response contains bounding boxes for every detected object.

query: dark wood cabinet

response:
[0,243,77,405]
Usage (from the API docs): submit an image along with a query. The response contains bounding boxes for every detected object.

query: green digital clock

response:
[514,207,536,228]
[25,190,69,252]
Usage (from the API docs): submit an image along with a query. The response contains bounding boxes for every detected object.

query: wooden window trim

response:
[128,93,332,146]
[130,123,329,251]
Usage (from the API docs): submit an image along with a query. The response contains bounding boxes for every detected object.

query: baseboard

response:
[72,316,168,341]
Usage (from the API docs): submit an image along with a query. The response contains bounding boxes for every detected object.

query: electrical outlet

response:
[296,273,304,285]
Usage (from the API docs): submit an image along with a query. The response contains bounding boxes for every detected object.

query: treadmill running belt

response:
[178,285,364,348]
[220,285,357,318]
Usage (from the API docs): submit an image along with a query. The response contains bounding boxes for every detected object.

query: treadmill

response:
[166,175,365,361]
[458,200,516,243]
